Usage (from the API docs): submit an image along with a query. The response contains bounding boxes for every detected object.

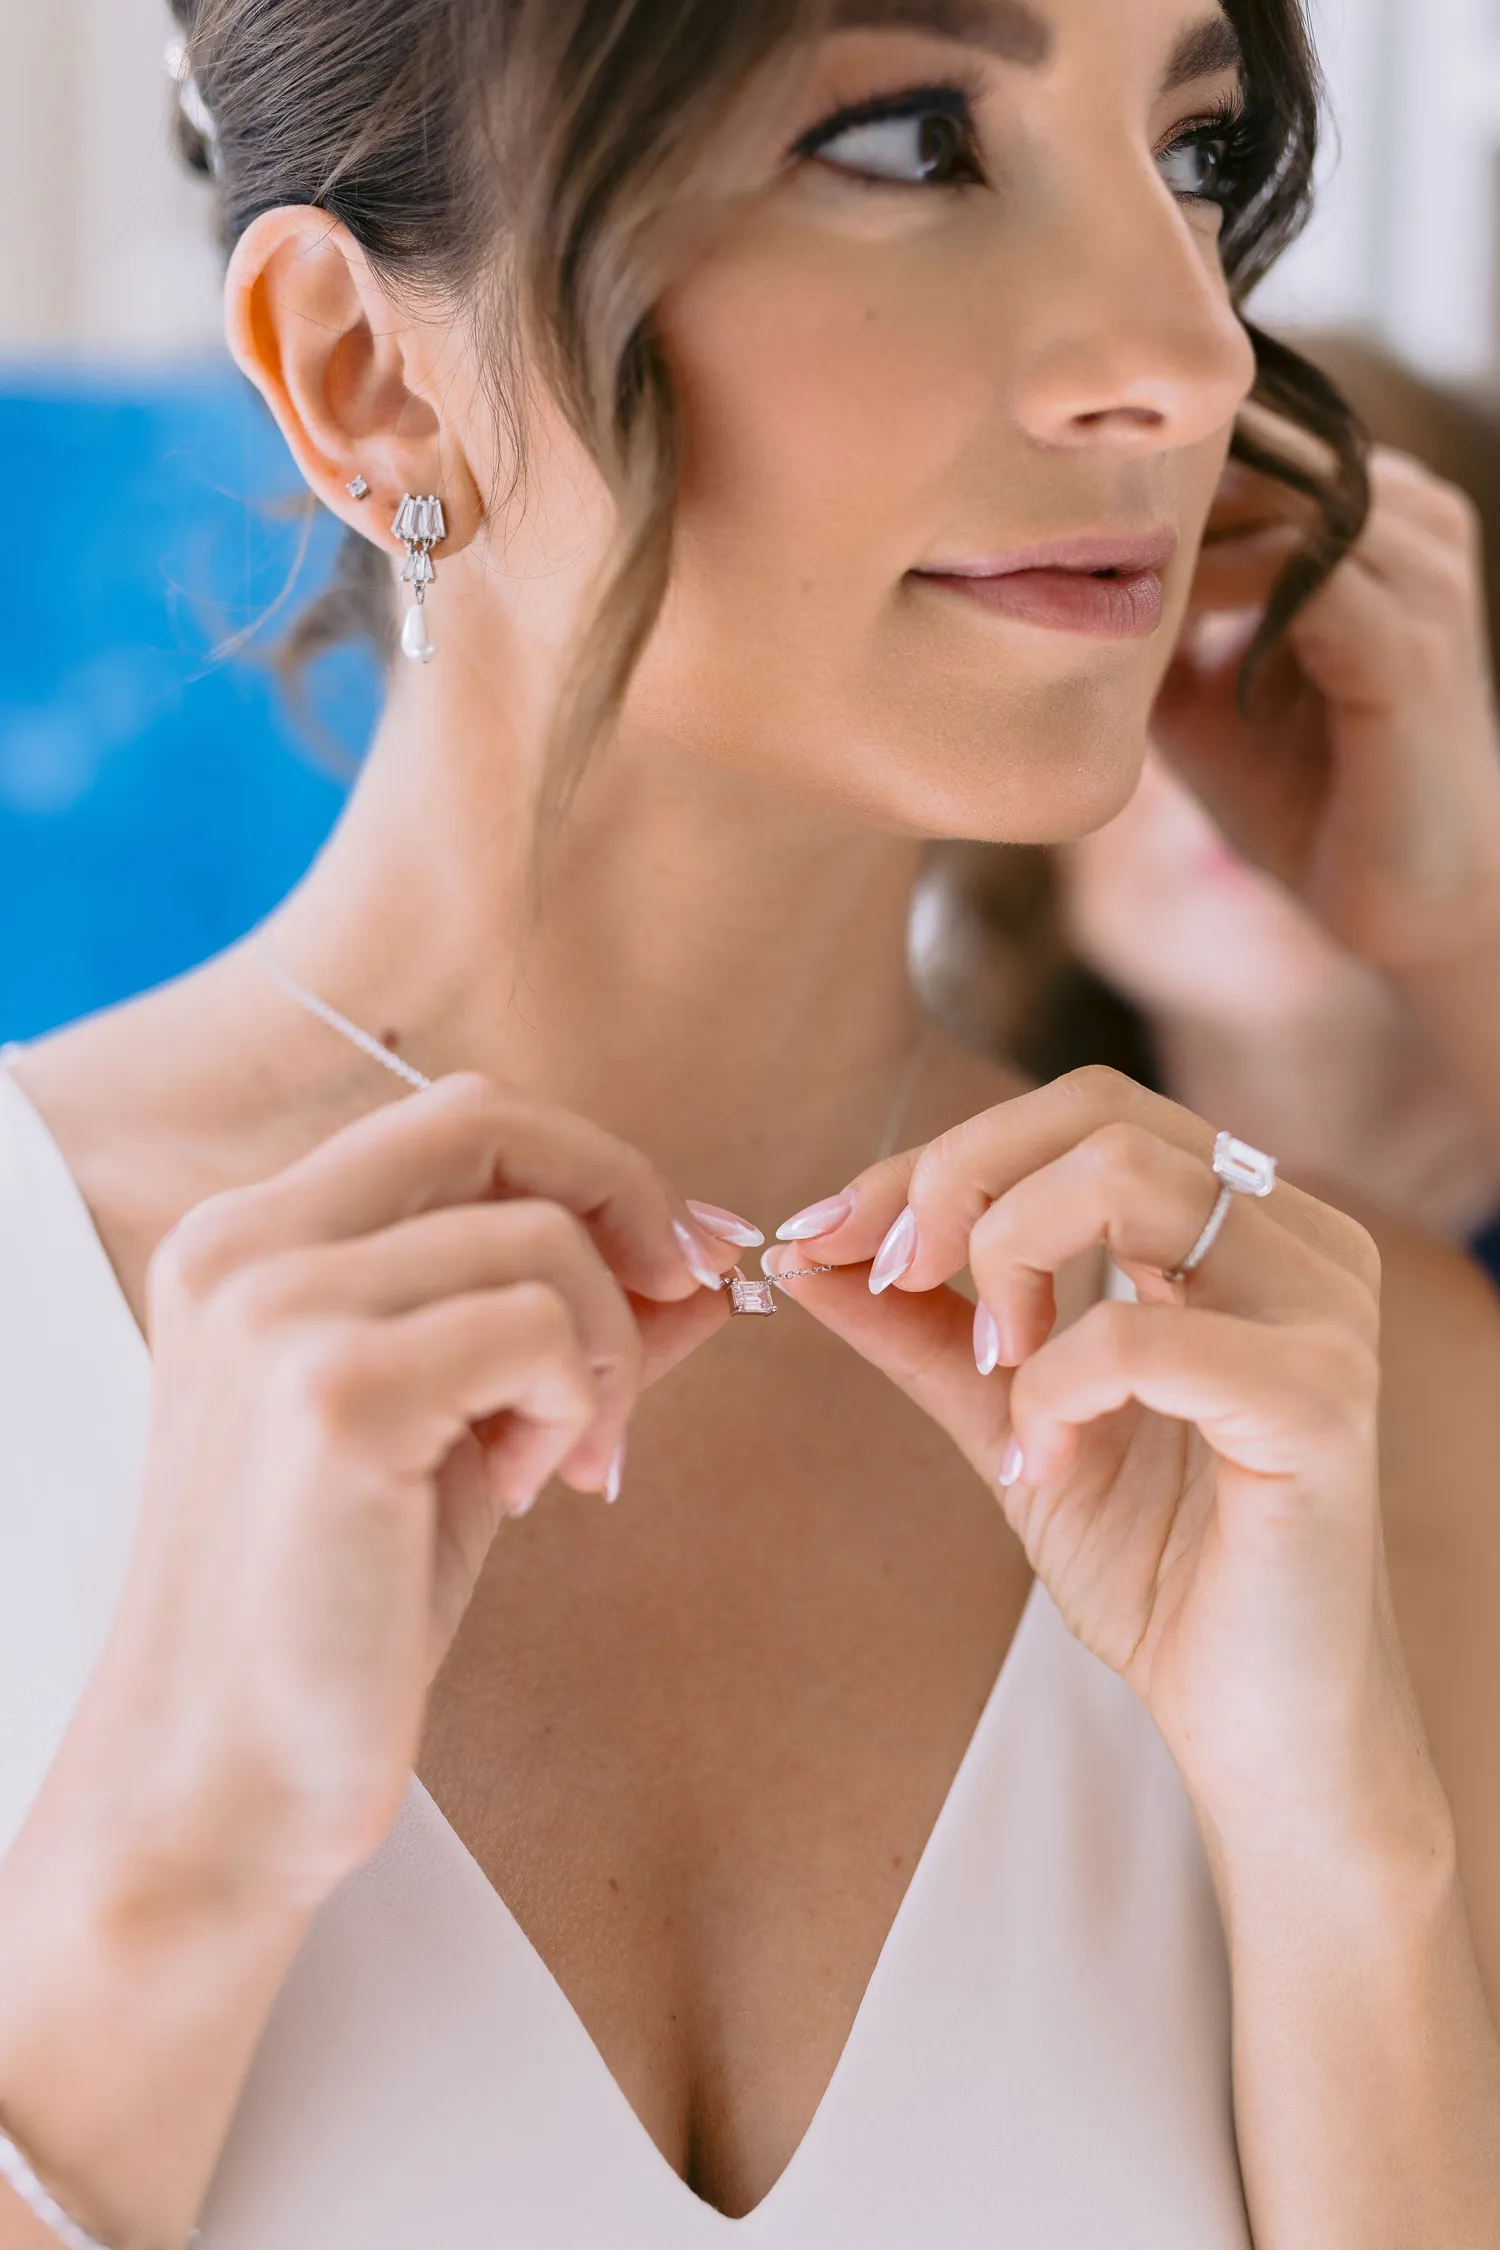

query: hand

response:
[766,1069,1443,1852]
[1153,447,1500,972]
[39,1074,737,1917]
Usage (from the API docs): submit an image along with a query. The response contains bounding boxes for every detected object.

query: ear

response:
[224,210,484,552]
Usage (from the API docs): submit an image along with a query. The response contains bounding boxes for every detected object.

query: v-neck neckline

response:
[0,1048,1046,2232]
[403,1571,1044,2232]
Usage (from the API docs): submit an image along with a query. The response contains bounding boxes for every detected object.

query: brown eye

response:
[916,111,970,182]
[810,99,985,188]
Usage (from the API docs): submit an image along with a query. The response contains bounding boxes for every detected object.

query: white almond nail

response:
[869,1206,918,1296]
[687,1200,765,1249]
[673,1220,724,1291]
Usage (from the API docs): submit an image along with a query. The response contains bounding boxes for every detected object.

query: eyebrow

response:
[1161,14,1243,93]
[830,0,1053,67]
[828,1,1244,91]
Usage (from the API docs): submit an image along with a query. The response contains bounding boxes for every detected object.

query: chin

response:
[633,640,1161,846]
[847,669,1159,845]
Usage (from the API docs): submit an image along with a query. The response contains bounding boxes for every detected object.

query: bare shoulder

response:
[4,956,342,1330]
[6,986,232,1327]
[8,986,192,1199]
[1357,1206,1500,2005]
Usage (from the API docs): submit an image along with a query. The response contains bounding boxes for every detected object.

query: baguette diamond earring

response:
[393,493,447,664]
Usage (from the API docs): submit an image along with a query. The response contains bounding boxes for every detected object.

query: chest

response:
[418,1323,1031,2216]
[0,1240,1252,2248]
[0,1082,1252,2246]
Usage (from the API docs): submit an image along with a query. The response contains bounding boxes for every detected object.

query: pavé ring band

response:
[1166,1131,1279,1284]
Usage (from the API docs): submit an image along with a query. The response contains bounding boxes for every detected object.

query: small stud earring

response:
[392,493,447,665]
[346,474,371,502]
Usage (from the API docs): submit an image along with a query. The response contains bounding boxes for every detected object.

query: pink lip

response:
[911,529,1177,642]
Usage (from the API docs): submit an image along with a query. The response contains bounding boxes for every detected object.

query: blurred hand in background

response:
[1065,426,1500,1244]
[1061,747,1500,1238]
[1152,445,1500,974]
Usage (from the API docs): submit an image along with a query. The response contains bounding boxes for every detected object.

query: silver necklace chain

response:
[253,936,928,1166]
[257,941,435,1093]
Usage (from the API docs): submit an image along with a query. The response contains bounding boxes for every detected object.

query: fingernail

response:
[974,1301,1001,1377]
[998,1436,1025,1489]
[604,1445,625,1505]
[672,1220,724,1291]
[776,1192,854,1242]
[869,1205,918,1295]
[687,1199,764,1249]
[760,1244,791,1280]
[511,1486,541,1519]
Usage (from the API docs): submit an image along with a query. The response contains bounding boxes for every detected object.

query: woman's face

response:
[612,0,1257,841]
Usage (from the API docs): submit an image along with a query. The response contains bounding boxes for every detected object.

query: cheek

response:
[627,214,1219,840]
[660,216,999,596]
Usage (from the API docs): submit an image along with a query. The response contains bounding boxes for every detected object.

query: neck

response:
[262,675,926,1226]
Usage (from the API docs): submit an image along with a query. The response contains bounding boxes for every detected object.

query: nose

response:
[1001,161,1256,455]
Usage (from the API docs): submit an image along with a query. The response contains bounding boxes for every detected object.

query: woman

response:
[1,3,1498,2246]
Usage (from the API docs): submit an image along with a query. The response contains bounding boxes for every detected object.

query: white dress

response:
[0,1053,1252,2248]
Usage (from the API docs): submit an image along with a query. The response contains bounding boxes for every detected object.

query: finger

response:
[349,1282,602,1512]
[1365,448,1483,552]
[164,1074,734,1307]
[1287,545,1484,710]
[254,1199,646,1488]
[775,1071,1357,1298]
[758,1253,1015,1482]
[1204,458,1313,540]
[631,1287,735,1385]
[1005,1298,1376,1502]
[1345,507,1484,620]
[967,1124,1369,1365]
[1186,524,1301,614]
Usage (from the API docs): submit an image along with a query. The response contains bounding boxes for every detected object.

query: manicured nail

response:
[776,1192,854,1242]
[672,1220,724,1291]
[974,1301,1001,1377]
[604,1445,625,1505]
[511,1486,541,1519]
[687,1199,764,1249]
[998,1436,1025,1489]
[869,1206,918,1295]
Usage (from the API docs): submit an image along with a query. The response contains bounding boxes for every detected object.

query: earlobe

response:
[223,209,480,554]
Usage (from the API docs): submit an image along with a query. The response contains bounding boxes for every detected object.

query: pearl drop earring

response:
[393,493,447,664]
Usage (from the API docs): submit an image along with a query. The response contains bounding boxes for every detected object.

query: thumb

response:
[761,1257,1014,1481]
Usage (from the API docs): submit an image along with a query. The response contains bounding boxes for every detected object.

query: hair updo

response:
[168,0,1368,822]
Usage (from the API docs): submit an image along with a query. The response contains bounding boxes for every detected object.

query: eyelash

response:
[1154,94,1254,208]
[793,81,1259,209]
[793,78,992,188]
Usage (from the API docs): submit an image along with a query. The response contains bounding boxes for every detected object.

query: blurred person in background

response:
[924,346,1500,1276]
[1066,735,1500,1246]
[4,11,1500,2250]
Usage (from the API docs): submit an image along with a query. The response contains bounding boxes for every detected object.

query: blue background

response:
[0,365,378,1043]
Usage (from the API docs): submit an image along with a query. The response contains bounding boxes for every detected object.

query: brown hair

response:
[169,0,1368,825]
